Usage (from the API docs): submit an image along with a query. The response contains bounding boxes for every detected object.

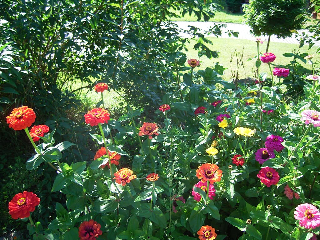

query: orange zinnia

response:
[197,225,217,240]
[146,173,159,182]
[94,83,109,93]
[6,106,36,131]
[138,122,159,139]
[94,147,121,169]
[196,163,222,184]
[84,108,110,126]
[114,168,136,186]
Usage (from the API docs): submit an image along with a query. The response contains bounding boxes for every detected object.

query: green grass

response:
[184,38,319,81]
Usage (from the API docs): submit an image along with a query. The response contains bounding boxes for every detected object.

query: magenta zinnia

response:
[301,110,320,127]
[273,68,290,77]
[257,167,280,187]
[260,52,276,63]
[192,181,216,202]
[211,100,222,107]
[6,106,36,131]
[84,108,110,126]
[29,125,50,142]
[294,203,320,229]
[78,219,103,240]
[265,135,284,152]
[216,114,230,122]
[255,148,275,164]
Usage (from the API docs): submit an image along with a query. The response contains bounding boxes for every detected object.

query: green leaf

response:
[149,207,167,229]
[93,197,118,213]
[135,189,152,202]
[2,87,18,94]
[89,133,104,144]
[55,141,75,152]
[172,102,191,112]
[52,174,67,192]
[269,216,293,233]
[63,227,78,240]
[127,216,139,233]
[26,154,44,170]
[205,201,220,220]
[43,147,62,162]
[132,155,145,173]
[90,158,104,170]
[245,187,259,198]
[71,162,86,175]
[183,73,192,86]
[225,217,246,231]
[246,224,262,240]
[189,209,205,233]
[137,203,152,218]
[56,202,68,218]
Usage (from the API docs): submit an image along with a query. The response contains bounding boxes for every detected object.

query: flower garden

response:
[1,0,320,240]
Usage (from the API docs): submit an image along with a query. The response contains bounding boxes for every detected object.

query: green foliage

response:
[244,0,307,38]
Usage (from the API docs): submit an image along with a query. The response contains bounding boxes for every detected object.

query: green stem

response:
[98,123,113,178]
[265,226,270,240]
[29,215,35,226]
[206,180,210,204]
[101,92,105,108]
[268,63,274,87]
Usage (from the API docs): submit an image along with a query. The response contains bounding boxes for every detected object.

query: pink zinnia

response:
[255,148,275,164]
[187,59,200,68]
[273,68,290,77]
[260,53,276,63]
[294,203,320,229]
[265,135,284,152]
[306,75,320,81]
[284,184,300,200]
[301,110,320,127]
[192,181,216,202]
[194,106,207,115]
[216,114,231,122]
[211,100,222,107]
[159,104,170,112]
[257,167,280,187]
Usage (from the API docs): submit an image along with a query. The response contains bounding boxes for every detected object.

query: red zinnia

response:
[6,106,36,131]
[232,154,245,166]
[146,173,159,182]
[159,104,170,112]
[29,125,50,142]
[194,106,207,115]
[94,147,121,169]
[114,168,137,186]
[78,219,103,240]
[8,191,40,219]
[94,83,109,93]
[138,122,159,139]
[84,108,110,126]
[257,167,280,187]
[197,225,217,240]
[196,163,222,184]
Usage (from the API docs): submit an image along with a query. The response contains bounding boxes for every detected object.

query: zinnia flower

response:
[306,75,320,81]
[245,98,255,105]
[257,167,280,187]
[195,106,207,115]
[192,181,216,202]
[265,135,284,152]
[84,108,110,126]
[188,59,200,68]
[114,168,137,186]
[284,184,300,200]
[232,154,244,166]
[301,110,320,127]
[196,163,222,184]
[211,100,222,107]
[94,147,121,169]
[294,203,320,229]
[29,125,50,142]
[263,109,274,115]
[78,219,103,240]
[260,53,276,63]
[206,147,218,156]
[216,114,230,122]
[8,191,40,219]
[255,148,275,164]
[218,119,228,129]
[256,37,264,44]
[197,225,217,240]
[159,104,170,112]
[6,106,36,131]
[94,83,109,92]
[273,68,290,77]
[233,127,255,137]
[172,195,185,213]
[146,173,159,182]
[138,122,159,139]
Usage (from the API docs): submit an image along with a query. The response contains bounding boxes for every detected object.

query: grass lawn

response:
[184,37,319,81]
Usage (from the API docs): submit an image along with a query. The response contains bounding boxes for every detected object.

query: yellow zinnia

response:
[233,127,255,137]
[218,119,228,129]
[211,140,218,147]
[206,147,218,156]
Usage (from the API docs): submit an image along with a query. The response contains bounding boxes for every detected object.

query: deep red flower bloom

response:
[197,225,217,240]
[172,195,185,213]
[159,104,170,112]
[232,154,245,166]
[257,167,280,187]
[211,100,222,107]
[138,122,159,139]
[94,83,109,92]
[29,125,50,142]
[94,147,121,169]
[260,53,276,63]
[195,106,207,115]
[114,168,137,186]
[6,106,36,131]
[216,114,231,122]
[196,163,222,184]
[188,59,200,68]
[146,173,159,182]
[78,219,103,240]
[8,191,40,219]
[84,108,110,126]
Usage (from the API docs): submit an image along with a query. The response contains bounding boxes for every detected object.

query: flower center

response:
[262,150,269,159]
[273,138,278,142]
[85,226,94,235]
[17,197,26,206]
[205,170,214,178]
[311,114,319,120]
[94,112,102,118]
[14,110,24,119]
[35,129,42,135]
[266,171,273,179]
[200,186,207,192]
[145,126,152,131]
[305,209,314,219]
[204,230,211,238]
